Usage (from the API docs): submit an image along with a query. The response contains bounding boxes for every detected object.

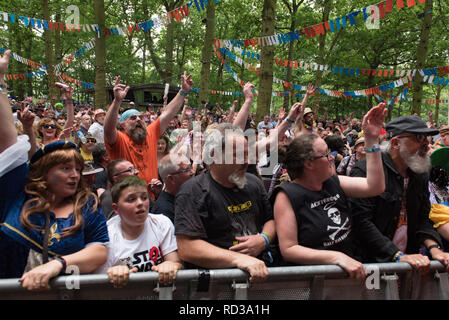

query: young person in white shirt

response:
[96,175,183,287]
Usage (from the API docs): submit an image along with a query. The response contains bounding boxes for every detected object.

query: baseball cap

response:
[439,125,449,136]
[385,115,439,139]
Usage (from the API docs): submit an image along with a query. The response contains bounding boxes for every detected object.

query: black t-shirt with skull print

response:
[270,175,359,260]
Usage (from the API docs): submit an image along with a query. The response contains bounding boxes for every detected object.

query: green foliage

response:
[0,0,447,119]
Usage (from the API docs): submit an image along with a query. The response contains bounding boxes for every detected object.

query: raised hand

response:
[0,50,10,77]
[181,71,194,92]
[17,105,35,129]
[306,83,315,96]
[113,76,130,102]
[362,102,387,141]
[243,82,255,101]
[55,82,74,100]
[277,107,286,121]
[287,102,304,122]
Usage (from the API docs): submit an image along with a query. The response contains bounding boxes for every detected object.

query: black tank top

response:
[270,175,358,259]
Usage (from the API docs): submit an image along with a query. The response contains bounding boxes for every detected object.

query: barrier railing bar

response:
[232,281,249,300]
[435,271,449,300]
[309,275,325,300]
[0,262,446,293]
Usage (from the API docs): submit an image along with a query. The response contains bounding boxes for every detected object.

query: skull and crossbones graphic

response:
[325,206,350,241]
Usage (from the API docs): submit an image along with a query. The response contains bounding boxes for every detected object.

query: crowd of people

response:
[2,48,449,293]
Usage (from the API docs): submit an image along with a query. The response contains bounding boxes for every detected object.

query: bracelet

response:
[365,144,380,153]
[0,84,7,95]
[427,244,441,251]
[393,251,405,262]
[259,232,270,249]
[55,256,67,274]
[286,118,295,124]
[179,89,190,97]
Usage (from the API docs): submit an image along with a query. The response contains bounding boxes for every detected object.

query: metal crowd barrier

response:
[0,261,448,300]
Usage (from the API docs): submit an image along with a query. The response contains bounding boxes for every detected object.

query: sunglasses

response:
[129,114,142,121]
[42,124,57,129]
[86,138,97,143]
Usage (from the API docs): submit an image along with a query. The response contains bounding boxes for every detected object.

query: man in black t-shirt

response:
[174,123,276,282]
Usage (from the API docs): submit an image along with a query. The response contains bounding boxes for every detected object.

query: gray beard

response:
[400,145,431,174]
[130,127,147,144]
[228,171,248,190]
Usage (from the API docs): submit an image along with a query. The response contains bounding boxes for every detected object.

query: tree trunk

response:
[42,0,58,105]
[165,20,175,84]
[282,18,296,110]
[411,0,433,115]
[199,1,216,108]
[434,85,442,126]
[313,0,332,110]
[94,0,107,108]
[256,0,276,124]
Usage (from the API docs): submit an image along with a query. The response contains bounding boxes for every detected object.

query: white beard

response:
[400,144,431,174]
[228,170,248,189]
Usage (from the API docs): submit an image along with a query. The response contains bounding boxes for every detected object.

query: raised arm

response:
[104,76,130,145]
[0,50,16,153]
[233,82,254,130]
[257,102,303,153]
[17,105,37,159]
[159,71,194,135]
[339,102,387,197]
[56,82,75,130]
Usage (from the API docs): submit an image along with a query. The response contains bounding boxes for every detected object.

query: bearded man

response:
[349,115,449,273]
[174,123,278,283]
[104,73,193,186]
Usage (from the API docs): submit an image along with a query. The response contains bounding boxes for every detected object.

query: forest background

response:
[0,0,448,124]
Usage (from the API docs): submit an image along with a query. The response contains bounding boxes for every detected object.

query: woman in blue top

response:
[0,50,108,291]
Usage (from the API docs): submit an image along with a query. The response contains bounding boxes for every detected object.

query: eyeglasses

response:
[42,124,57,129]
[129,114,142,121]
[171,166,192,175]
[113,167,138,177]
[396,134,427,143]
[312,149,332,160]
[86,138,97,143]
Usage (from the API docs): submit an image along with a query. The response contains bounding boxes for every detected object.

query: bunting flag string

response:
[215,47,413,98]
[215,47,416,99]
[213,0,427,49]
[0,0,219,38]
[5,69,95,89]
[220,42,449,80]
[0,47,47,73]
[6,70,46,80]
[54,39,95,72]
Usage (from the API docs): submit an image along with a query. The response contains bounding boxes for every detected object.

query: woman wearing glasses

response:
[271,103,387,280]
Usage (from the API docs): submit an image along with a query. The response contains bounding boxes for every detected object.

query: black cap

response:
[385,115,439,139]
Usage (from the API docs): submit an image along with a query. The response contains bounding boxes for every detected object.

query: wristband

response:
[62,99,73,104]
[259,232,270,249]
[286,118,295,124]
[55,257,67,274]
[393,251,405,262]
[179,89,190,97]
[427,244,441,251]
[365,144,380,153]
